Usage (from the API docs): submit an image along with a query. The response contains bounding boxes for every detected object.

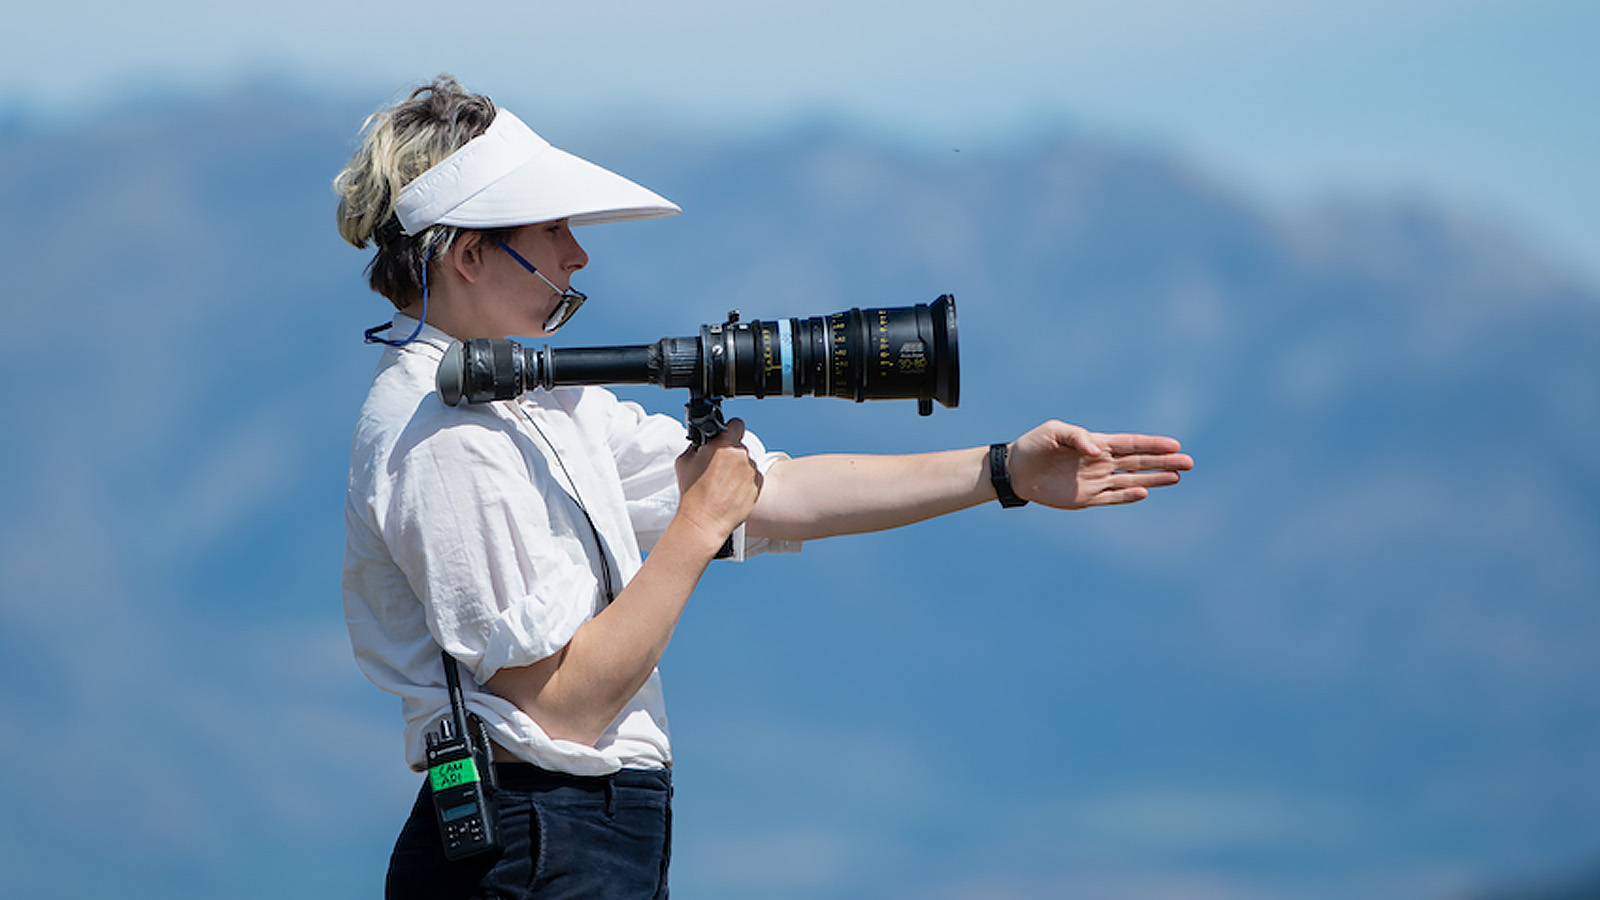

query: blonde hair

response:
[334,75,498,309]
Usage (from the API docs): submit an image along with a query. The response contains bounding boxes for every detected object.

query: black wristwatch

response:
[989,443,1029,508]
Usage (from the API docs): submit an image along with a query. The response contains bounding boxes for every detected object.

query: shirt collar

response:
[386,313,457,359]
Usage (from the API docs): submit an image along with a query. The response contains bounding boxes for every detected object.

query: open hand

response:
[1008,420,1193,509]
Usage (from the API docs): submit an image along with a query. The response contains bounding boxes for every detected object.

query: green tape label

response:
[429,757,480,792]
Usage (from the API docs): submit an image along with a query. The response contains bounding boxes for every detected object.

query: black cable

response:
[512,403,619,604]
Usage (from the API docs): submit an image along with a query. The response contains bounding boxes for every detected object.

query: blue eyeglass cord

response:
[363,249,433,347]
[496,240,545,278]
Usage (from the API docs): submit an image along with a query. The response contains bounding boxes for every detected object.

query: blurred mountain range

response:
[0,85,1596,900]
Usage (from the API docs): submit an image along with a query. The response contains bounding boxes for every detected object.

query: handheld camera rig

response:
[435,295,960,444]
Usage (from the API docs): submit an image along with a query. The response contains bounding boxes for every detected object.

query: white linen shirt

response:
[342,318,798,776]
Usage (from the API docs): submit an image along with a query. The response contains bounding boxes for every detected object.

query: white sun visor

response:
[394,110,680,235]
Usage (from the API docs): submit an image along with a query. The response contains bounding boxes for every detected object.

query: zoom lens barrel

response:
[437,295,959,415]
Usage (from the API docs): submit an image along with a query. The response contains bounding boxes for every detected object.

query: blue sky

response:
[6,0,1597,283]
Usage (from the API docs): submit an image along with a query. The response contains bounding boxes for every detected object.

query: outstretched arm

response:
[746,419,1193,542]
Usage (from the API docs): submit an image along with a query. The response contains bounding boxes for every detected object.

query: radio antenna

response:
[442,653,471,742]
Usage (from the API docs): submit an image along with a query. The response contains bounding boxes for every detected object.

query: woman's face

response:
[459,219,589,339]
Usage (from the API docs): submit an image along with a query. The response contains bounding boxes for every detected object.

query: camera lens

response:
[437,296,958,415]
[713,295,958,412]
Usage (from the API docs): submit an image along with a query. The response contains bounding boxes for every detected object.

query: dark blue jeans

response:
[386,764,672,900]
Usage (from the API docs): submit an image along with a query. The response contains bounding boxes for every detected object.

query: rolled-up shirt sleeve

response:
[380,411,602,683]
[596,392,802,559]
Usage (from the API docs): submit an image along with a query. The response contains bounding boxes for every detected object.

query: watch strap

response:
[989,443,1029,508]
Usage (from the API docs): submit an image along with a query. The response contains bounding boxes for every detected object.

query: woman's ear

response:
[445,231,487,284]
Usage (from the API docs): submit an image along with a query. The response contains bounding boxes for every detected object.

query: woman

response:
[337,75,1192,899]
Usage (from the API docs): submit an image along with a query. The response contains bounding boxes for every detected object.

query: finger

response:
[1084,485,1151,507]
[1096,433,1184,456]
[1077,472,1180,507]
[1109,452,1194,473]
[1109,470,1183,490]
[717,417,748,444]
[1068,429,1110,458]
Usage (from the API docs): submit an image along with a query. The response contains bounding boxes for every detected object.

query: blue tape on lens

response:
[777,317,794,396]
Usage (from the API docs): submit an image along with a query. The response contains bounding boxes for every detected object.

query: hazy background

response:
[2,2,1597,899]
[9,0,1598,285]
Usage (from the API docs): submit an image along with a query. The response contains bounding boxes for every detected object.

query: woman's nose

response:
[564,233,588,272]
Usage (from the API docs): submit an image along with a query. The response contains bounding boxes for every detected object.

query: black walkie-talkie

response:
[426,653,500,861]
